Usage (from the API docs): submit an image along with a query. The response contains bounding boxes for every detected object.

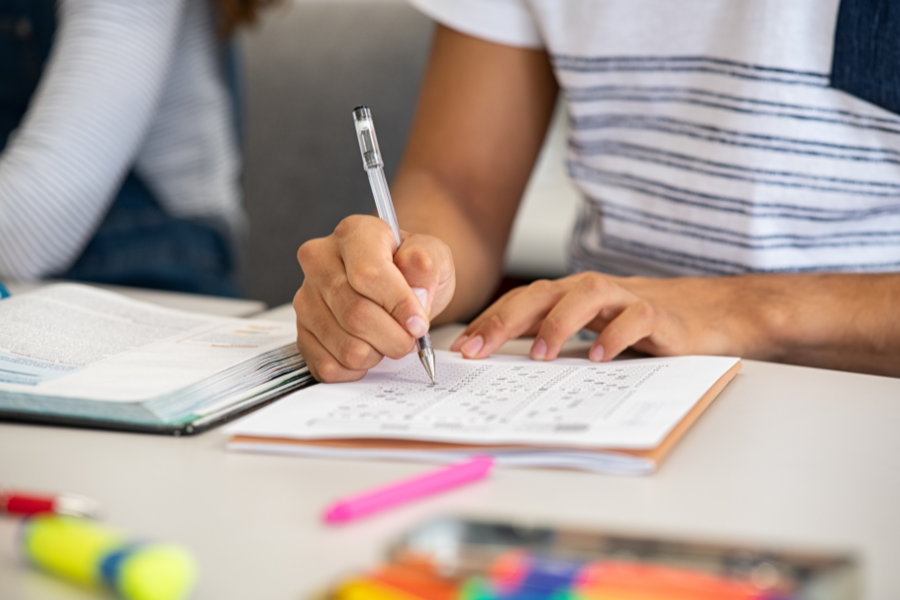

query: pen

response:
[352,105,436,384]
[323,456,494,524]
[0,279,10,299]
[1,489,102,518]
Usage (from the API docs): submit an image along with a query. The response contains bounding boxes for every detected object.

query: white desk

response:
[2,303,899,600]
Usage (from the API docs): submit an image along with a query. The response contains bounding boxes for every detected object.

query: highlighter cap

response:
[352,106,383,170]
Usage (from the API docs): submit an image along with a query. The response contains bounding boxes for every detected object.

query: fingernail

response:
[412,287,428,309]
[590,344,605,362]
[451,334,469,351]
[406,315,428,338]
[531,338,547,361]
[461,335,484,358]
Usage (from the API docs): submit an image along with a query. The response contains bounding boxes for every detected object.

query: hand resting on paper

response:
[450,271,900,376]
[294,215,455,382]
[450,272,768,363]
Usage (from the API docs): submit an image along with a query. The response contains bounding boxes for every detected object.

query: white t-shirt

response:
[408,0,900,277]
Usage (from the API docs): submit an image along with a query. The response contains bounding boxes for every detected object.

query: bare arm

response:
[294,25,557,381]
[450,265,900,377]
[390,25,558,323]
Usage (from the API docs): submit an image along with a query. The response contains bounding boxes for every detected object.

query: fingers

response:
[593,300,658,361]
[394,233,456,319]
[530,275,639,361]
[451,280,563,359]
[324,277,418,359]
[295,214,454,381]
[449,273,662,363]
[336,217,446,338]
[296,326,368,383]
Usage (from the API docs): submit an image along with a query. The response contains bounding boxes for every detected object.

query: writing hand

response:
[294,215,455,382]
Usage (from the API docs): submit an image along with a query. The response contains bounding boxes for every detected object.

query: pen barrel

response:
[366,168,402,249]
[21,515,196,600]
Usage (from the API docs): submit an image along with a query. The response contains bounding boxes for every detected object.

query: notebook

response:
[226,350,741,474]
[0,284,312,434]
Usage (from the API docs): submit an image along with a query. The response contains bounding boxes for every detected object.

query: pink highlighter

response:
[322,456,494,524]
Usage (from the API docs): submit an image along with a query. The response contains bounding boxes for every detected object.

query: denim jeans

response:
[0,0,241,297]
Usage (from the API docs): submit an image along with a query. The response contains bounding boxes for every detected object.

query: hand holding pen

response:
[293,110,456,383]
[352,106,435,383]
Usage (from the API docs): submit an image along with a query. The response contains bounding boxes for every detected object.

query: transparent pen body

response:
[352,106,435,381]
[352,107,402,249]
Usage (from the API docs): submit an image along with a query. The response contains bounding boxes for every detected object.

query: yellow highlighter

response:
[20,515,196,600]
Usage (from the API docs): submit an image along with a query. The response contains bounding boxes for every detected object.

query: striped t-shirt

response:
[408,0,900,277]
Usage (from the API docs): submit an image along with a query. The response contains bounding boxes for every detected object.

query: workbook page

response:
[227,351,739,450]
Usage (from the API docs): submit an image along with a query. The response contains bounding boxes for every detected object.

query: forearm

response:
[392,167,506,324]
[625,272,900,376]
[755,273,900,375]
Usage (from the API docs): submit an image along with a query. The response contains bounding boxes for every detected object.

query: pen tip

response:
[420,350,436,385]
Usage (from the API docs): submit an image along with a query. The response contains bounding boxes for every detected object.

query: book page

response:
[227,351,739,450]
[0,284,298,402]
[0,285,216,385]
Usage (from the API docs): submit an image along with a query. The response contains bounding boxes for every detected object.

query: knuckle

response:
[296,238,321,267]
[403,248,436,275]
[484,312,511,336]
[634,300,657,323]
[346,261,382,293]
[540,316,568,341]
[339,339,374,371]
[342,298,370,333]
[579,272,611,294]
[528,279,554,295]
[314,358,345,383]
[334,215,366,238]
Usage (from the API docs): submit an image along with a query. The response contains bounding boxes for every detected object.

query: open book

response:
[0,284,311,434]
[226,350,741,475]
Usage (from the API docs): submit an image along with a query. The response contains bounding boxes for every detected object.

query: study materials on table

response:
[226,349,741,474]
[21,515,196,600]
[326,517,860,600]
[352,105,436,384]
[323,456,493,525]
[1,488,101,518]
[0,284,311,434]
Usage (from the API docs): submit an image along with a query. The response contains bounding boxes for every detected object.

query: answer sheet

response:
[228,351,740,450]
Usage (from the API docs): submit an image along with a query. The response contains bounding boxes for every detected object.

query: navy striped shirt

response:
[409,0,900,277]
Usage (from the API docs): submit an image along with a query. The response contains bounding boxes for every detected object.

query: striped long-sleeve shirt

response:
[0,0,243,281]
[409,0,900,278]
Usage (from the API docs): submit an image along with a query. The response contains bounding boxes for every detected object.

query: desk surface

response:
[1,303,899,600]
